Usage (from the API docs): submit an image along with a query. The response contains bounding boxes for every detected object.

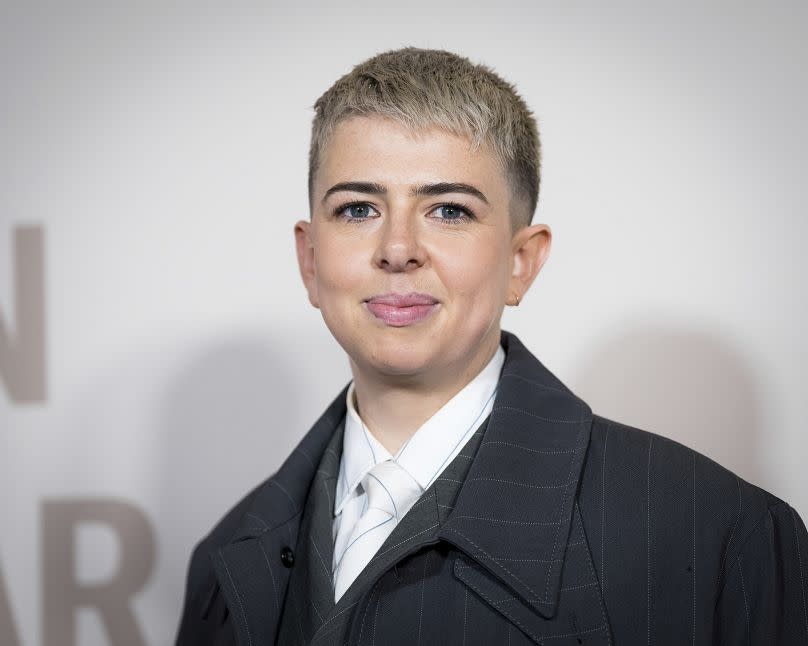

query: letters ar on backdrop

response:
[1,228,156,645]
[2,2,806,645]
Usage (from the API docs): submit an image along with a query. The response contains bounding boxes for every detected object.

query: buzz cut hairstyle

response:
[308,47,541,232]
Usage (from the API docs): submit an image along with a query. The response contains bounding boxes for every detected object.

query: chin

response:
[354,335,442,377]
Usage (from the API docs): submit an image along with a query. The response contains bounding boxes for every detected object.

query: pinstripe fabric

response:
[176,330,808,646]
[278,406,492,645]
[333,344,504,583]
[577,419,808,645]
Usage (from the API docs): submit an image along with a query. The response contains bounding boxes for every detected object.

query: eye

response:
[432,203,474,223]
[335,202,379,221]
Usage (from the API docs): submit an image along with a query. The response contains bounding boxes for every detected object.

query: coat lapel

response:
[211,383,350,646]
[438,331,610,643]
[452,500,611,644]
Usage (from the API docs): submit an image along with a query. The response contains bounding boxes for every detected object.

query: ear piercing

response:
[510,292,520,306]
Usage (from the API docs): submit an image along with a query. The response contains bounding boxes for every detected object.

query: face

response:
[295,114,550,387]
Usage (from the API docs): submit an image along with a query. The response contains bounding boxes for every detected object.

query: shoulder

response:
[588,413,784,508]
[574,414,808,637]
[187,472,274,571]
[581,414,797,574]
[198,476,273,550]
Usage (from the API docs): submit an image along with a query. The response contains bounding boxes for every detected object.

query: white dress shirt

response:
[331,344,505,596]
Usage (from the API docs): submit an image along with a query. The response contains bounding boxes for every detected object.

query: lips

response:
[366,292,438,307]
[365,292,439,327]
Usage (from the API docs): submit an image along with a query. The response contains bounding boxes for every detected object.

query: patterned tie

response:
[333,458,423,602]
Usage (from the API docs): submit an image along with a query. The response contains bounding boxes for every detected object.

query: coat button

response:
[280,546,295,568]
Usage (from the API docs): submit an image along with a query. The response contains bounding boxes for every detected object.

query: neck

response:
[349,330,501,455]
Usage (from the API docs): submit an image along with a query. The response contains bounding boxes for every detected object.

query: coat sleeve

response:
[714,501,808,645]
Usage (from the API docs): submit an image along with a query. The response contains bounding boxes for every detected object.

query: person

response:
[175,47,808,645]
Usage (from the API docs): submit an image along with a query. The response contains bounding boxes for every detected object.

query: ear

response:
[294,219,320,308]
[508,223,552,304]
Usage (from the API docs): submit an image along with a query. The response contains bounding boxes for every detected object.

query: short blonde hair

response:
[308,47,541,231]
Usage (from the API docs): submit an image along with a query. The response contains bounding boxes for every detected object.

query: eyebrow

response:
[321,181,489,205]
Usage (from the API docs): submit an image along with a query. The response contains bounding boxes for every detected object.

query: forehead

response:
[316,115,509,201]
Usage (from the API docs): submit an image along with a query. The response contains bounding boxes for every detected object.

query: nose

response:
[372,208,427,272]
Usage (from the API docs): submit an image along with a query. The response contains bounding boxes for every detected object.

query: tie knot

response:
[361,459,422,520]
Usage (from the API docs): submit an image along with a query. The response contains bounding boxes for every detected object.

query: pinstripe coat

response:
[175,330,808,645]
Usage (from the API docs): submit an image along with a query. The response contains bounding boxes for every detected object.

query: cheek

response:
[436,240,508,299]
[315,239,366,293]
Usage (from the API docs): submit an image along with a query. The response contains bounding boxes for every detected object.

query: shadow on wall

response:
[153,336,300,624]
[152,328,345,639]
[569,322,762,488]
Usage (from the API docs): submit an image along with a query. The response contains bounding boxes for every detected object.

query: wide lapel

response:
[452,500,611,644]
[438,330,612,643]
[211,383,350,646]
[302,415,344,623]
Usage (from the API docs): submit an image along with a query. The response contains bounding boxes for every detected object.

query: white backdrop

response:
[2,2,806,644]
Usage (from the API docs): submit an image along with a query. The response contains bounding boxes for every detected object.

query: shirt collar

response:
[334,344,505,516]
